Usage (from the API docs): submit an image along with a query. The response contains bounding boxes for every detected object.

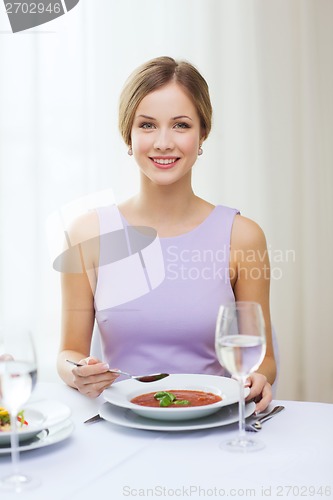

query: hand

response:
[71,356,120,398]
[0,353,14,361]
[245,372,272,413]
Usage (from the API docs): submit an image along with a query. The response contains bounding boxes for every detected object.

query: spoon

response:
[66,359,169,383]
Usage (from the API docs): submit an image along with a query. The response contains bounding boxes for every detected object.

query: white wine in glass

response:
[215,301,266,451]
[0,325,39,492]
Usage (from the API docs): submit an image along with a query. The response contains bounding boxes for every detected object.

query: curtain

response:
[0,0,332,402]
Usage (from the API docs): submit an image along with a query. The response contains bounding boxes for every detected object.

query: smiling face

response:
[130,82,203,186]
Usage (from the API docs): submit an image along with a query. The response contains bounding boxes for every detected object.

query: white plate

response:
[0,399,72,449]
[100,401,255,431]
[0,419,74,454]
[0,408,46,445]
[30,399,72,427]
[103,374,250,422]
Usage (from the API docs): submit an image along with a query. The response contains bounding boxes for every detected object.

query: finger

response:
[82,372,119,386]
[244,375,257,401]
[0,353,14,361]
[78,356,101,366]
[74,361,110,378]
[76,375,118,397]
[77,383,104,398]
[245,373,267,399]
[74,371,119,393]
[254,384,273,413]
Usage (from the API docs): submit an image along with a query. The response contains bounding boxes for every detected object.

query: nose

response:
[153,128,174,151]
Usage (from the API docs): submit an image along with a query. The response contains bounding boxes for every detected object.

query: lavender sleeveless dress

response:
[94,205,239,376]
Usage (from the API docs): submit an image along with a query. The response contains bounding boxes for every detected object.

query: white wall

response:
[0,0,332,402]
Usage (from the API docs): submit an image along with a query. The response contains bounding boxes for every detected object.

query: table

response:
[1,382,332,500]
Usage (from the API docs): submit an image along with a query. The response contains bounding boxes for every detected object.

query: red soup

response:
[131,390,222,408]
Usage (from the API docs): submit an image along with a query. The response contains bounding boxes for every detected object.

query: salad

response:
[0,407,28,432]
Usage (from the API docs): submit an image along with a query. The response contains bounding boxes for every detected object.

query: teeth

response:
[153,158,177,165]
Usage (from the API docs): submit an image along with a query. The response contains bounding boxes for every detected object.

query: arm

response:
[230,215,277,411]
[56,212,119,397]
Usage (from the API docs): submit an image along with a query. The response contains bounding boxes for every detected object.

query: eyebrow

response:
[136,114,193,121]
[173,115,193,121]
[136,114,156,120]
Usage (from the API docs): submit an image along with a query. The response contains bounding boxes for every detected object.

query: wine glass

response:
[215,301,266,452]
[0,324,39,492]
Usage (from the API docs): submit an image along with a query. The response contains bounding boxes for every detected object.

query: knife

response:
[84,414,103,424]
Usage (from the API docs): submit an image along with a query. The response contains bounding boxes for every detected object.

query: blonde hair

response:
[119,56,212,146]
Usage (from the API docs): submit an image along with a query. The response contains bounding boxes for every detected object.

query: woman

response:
[57,56,276,412]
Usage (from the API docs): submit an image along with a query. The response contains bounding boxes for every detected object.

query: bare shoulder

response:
[231,214,267,251]
[66,210,100,247]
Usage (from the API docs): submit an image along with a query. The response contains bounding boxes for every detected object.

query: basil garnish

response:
[154,391,191,407]
[173,399,190,405]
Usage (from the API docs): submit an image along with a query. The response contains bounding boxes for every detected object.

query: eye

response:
[174,122,191,129]
[139,122,156,129]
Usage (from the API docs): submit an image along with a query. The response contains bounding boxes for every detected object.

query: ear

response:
[200,129,207,143]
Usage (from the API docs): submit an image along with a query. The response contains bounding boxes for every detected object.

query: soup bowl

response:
[103,374,249,421]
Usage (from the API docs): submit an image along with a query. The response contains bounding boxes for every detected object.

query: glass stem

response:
[238,377,246,439]
[10,411,20,477]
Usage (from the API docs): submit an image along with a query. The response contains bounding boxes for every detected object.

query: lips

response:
[150,157,180,169]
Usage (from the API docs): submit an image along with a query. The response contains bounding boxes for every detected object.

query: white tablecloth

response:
[0,382,332,500]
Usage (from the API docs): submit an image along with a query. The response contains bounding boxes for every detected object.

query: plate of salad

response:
[0,407,46,445]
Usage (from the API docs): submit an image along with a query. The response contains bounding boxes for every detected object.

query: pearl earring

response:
[128,147,133,156]
[198,147,203,156]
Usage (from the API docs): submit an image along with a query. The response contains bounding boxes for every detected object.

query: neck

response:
[133,173,198,223]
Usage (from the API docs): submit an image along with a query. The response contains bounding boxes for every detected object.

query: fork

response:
[245,405,285,432]
[66,359,169,382]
